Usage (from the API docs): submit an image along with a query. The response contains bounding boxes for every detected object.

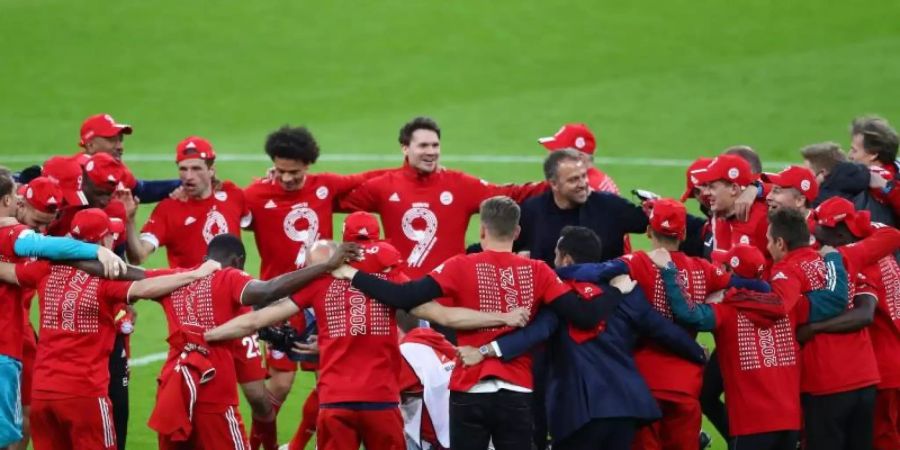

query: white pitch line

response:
[129,351,168,367]
[1,152,795,168]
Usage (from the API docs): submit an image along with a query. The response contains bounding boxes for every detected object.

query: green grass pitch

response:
[3,0,899,448]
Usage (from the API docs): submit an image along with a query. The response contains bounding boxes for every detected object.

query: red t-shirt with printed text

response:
[428,250,570,391]
[15,260,132,398]
[710,201,771,272]
[290,271,406,405]
[154,267,255,411]
[141,182,248,269]
[340,163,546,278]
[711,303,800,435]
[624,250,731,398]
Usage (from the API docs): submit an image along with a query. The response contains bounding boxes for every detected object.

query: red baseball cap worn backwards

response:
[648,198,687,239]
[69,208,112,243]
[538,124,597,155]
[22,177,63,214]
[176,136,216,163]
[762,165,819,203]
[42,156,89,207]
[712,244,766,279]
[815,197,873,238]
[80,114,132,147]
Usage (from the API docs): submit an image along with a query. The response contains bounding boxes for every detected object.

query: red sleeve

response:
[428,255,465,303]
[840,226,900,270]
[337,177,382,212]
[886,185,900,216]
[854,272,878,300]
[140,202,169,246]
[223,268,255,307]
[327,169,395,199]
[290,280,323,309]
[0,225,29,256]
[100,280,135,305]
[14,260,51,289]
[534,261,572,303]
[770,265,805,318]
[700,258,732,292]
[458,172,548,210]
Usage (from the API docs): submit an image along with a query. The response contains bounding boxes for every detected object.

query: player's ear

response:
[479,224,486,240]
[512,225,521,241]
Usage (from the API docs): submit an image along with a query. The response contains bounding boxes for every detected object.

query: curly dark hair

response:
[265,126,320,164]
[398,117,441,146]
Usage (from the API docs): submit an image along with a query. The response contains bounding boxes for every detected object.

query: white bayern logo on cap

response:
[800,180,811,191]
[727,168,739,179]
[574,137,586,149]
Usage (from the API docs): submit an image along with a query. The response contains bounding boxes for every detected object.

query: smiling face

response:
[701,180,740,214]
[766,185,806,212]
[85,134,125,161]
[403,129,441,174]
[272,157,310,192]
[550,158,589,208]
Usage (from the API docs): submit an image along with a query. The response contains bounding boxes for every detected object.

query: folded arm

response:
[494,308,561,361]
[411,301,522,330]
[351,271,444,310]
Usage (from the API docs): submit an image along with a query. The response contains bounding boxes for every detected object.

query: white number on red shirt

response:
[242,334,261,359]
[401,206,438,268]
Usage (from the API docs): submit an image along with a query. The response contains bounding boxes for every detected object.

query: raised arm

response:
[410,301,529,330]
[660,267,716,331]
[205,299,300,342]
[343,267,444,310]
[128,261,220,301]
[241,243,359,306]
[115,190,156,265]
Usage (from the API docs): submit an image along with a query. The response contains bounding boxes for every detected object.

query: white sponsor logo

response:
[264,200,277,209]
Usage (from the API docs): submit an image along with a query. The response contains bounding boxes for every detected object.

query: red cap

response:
[69,208,111,243]
[84,153,128,192]
[79,114,132,147]
[22,177,63,214]
[761,166,819,203]
[351,241,404,273]
[42,156,88,207]
[815,197,873,238]
[342,211,381,242]
[176,136,216,163]
[692,155,756,187]
[712,244,766,279]
[538,124,597,155]
[648,198,687,239]
[680,157,714,202]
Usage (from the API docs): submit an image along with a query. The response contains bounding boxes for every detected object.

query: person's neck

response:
[652,240,680,252]
[192,188,213,200]
[552,192,577,210]
[481,238,514,252]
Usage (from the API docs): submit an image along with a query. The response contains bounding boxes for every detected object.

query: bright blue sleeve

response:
[728,276,771,292]
[133,179,182,204]
[807,252,850,322]
[13,231,99,260]
[555,259,629,283]
[660,267,716,331]
[495,308,561,361]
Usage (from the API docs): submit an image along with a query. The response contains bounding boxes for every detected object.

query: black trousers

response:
[802,386,876,450]
[700,350,730,440]
[107,334,129,450]
[553,418,637,450]
[449,390,533,450]
[728,430,799,450]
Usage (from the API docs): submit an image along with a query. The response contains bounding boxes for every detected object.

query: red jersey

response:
[141,182,248,268]
[624,251,731,397]
[15,260,132,399]
[771,246,880,394]
[428,250,570,391]
[155,268,254,411]
[709,201,771,269]
[587,167,619,195]
[340,162,546,277]
[864,254,900,389]
[244,172,379,280]
[290,272,405,405]
[0,223,30,360]
[711,301,800,435]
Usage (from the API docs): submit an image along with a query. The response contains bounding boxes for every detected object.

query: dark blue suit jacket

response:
[495,278,705,442]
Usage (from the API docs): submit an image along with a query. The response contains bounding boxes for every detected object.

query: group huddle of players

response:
[0,112,898,450]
